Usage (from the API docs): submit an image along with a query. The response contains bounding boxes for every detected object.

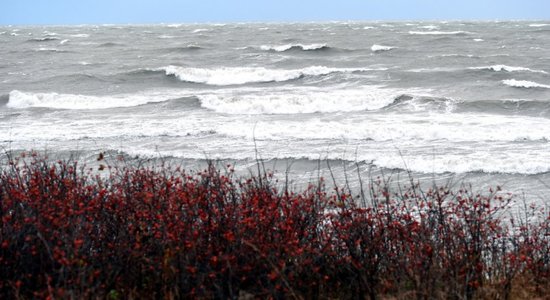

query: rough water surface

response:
[1,21,549,203]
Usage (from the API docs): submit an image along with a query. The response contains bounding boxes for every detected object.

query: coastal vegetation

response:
[0,152,548,299]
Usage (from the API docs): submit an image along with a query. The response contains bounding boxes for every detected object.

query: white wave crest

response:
[529,23,550,27]
[470,65,548,74]
[36,47,64,52]
[418,25,439,30]
[259,43,327,52]
[6,90,178,110]
[502,79,550,89]
[409,31,470,35]
[198,86,406,114]
[371,44,396,52]
[70,33,90,38]
[160,66,372,85]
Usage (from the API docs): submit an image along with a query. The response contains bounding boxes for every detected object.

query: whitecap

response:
[529,23,550,27]
[371,44,396,52]
[197,86,410,114]
[159,65,375,85]
[502,79,550,89]
[6,90,180,110]
[409,31,470,35]
[418,25,439,30]
[259,43,328,52]
[470,65,548,74]
[192,28,209,33]
[158,35,176,39]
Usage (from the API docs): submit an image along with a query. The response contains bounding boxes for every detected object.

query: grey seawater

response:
[1,21,550,206]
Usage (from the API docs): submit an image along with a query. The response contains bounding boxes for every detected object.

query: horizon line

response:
[2,18,549,27]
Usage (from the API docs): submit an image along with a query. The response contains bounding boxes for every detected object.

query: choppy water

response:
[1,21,550,202]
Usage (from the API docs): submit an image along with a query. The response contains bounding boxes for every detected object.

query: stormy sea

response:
[1,21,549,205]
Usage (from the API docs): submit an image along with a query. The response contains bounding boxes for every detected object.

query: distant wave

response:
[158,66,376,85]
[6,90,183,110]
[27,37,60,42]
[371,44,396,52]
[387,95,550,116]
[163,45,203,52]
[418,25,439,30]
[198,86,408,114]
[259,43,330,52]
[470,65,548,74]
[408,31,470,35]
[35,47,68,53]
[529,24,550,27]
[192,28,210,33]
[70,33,90,38]
[502,79,550,89]
[97,42,123,47]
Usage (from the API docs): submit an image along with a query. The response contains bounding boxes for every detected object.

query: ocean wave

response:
[27,37,60,42]
[164,45,203,52]
[384,95,457,112]
[470,65,548,74]
[218,112,550,147]
[418,25,439,30]
[35,47,68,53]
[159,66,374,85]
[389,96,550,116]
[197,86,408,114]
[69,33,90,38]
[529,23,550,27]
[259,43,330,52]
[6,90,184,110]
[97,42,123,47]
[502,79,550,89]
[408,31,470,35]
[192,28,210,33]
[371,44,396,52]
[158,34,177,39]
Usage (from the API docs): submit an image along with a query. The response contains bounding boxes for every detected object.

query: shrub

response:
[0,152,548,299]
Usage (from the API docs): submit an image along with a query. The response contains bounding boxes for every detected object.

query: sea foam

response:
[160,66,374,85]
[408,31,470,35]
[198,86,407,114]
[6,90,179,110]
[470,65,548,74]
[502,79,550,89]
[371,44,396,52]
[259,43,328,52]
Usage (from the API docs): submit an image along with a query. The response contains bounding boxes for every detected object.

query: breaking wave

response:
[259,43,330,52]
[198,86,410,114]
[5,90,185,110]
[502,79,550,89]
[158,66,376,85]
[371,44,396,52]
[409,31,471,35]
[470,65,548,74]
